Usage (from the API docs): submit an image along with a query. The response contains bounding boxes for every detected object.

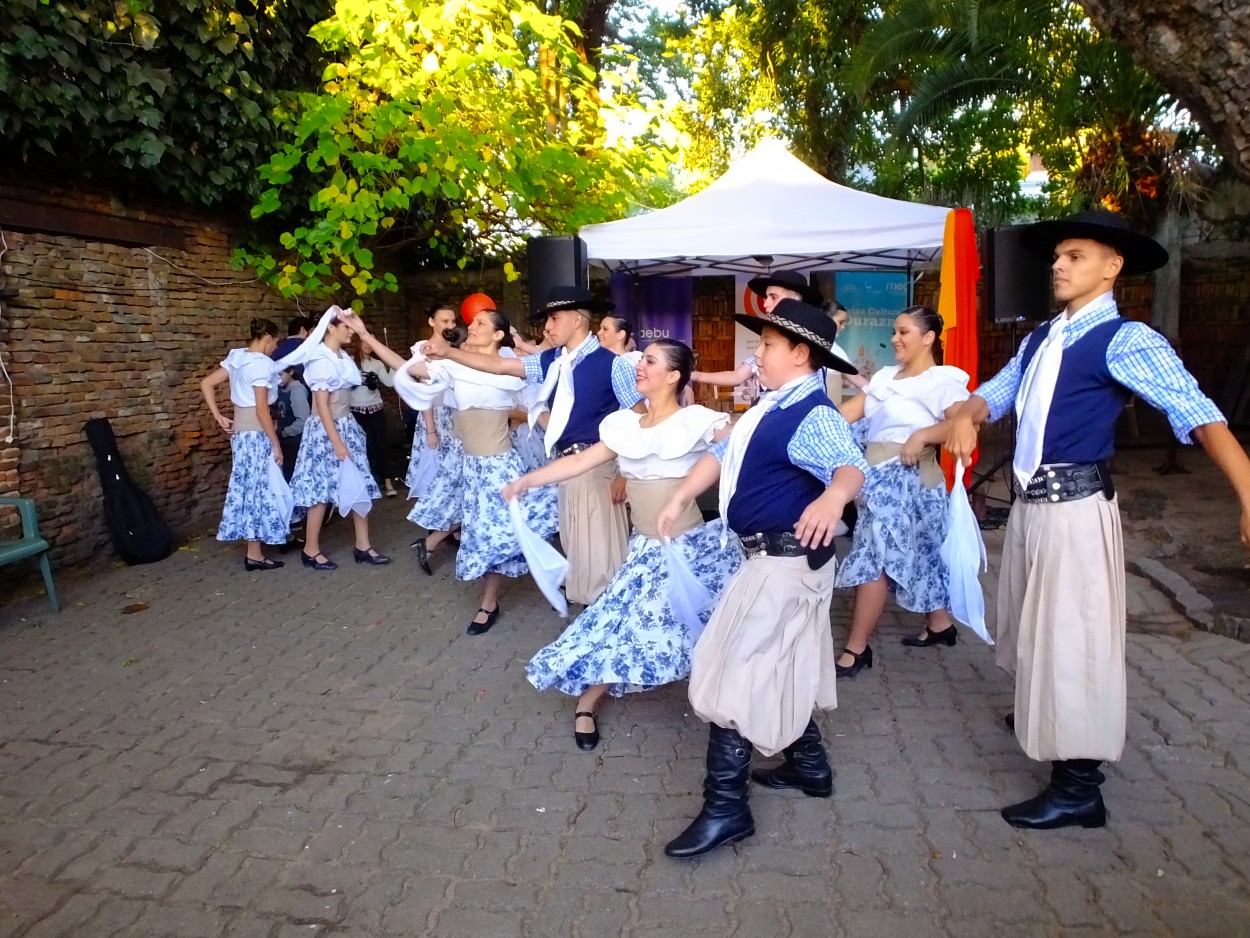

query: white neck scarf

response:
[1013,315,1068,488]
[533,348,577,456]
[716,374,808,545]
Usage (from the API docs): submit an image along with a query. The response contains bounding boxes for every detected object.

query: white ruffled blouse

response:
[303,345,363,394]
[221,348,277,408]
[862,364,971,444]
[599,405,729,480]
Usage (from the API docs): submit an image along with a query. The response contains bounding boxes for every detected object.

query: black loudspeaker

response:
[984,225,1054,322]
[527,236,588,318]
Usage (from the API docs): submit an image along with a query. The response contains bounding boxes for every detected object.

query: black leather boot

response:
[1001,759,1107,830]
[665,725,755,858]
[751,719,834,798]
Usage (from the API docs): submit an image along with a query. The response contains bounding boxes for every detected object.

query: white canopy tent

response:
[579,138,951,277]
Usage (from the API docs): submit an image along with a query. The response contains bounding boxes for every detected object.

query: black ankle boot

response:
[1002,759,1107,830]
[751,719,834,798]
[665,725,755,858]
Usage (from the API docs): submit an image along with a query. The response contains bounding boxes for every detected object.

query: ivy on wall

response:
[0,0,331,210]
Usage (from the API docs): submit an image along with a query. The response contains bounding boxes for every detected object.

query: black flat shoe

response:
[574,710,600,751]
[466,605,499,635]
[901,625,958,648]
[835,645,873,679]
[301,551,337,571]
[243,557,284,571]
[353,547,392,565]
[410,536,432,575]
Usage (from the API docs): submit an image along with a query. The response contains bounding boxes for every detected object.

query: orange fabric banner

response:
[938,208,980,485]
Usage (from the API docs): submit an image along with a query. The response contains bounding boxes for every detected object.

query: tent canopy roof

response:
[580,139,951,276]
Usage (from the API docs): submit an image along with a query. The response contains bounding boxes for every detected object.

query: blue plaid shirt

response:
[521,333,644,409]
[710,373,868,483]
[976,294,1225,444]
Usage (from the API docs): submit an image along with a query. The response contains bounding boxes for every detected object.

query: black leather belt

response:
[554,442,591,458]
[1018,461,1114,503]
[738,532,806,558]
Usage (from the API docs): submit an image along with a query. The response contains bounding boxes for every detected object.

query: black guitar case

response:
[84,417,174,565]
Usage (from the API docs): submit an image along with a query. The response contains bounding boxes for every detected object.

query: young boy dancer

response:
[656,298,867,858]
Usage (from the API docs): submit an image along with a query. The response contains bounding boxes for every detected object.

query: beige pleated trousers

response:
[557,461,629,605]
[996,494,1127,763]
[688,554,839,757]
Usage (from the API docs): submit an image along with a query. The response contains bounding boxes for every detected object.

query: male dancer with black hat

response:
[425,286,644,606]
[946,210,1250,831]
[655,298,867,858]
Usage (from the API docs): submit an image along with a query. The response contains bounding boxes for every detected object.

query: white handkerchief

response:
[508,497,569,616]
[662,537,713,641]
[940,462,992,644]
[336,459,372,517]
[267,456,294,524]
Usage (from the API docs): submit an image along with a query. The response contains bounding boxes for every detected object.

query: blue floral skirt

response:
[835,460,950,612]
[289,415,381,509]
[526,519,743,697]
[409,408,465,532]
[217,431,290,545]
[451,449,558,580]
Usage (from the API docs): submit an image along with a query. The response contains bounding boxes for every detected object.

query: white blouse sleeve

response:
[303,357,339,393]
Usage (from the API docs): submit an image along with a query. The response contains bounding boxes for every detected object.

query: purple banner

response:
[609,273,693,348]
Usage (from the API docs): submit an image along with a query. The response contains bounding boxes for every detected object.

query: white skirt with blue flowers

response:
[289,415,381,509]
[453,449,557,580]
[835,459,950,613]
[217,430,291,545]
[526,519,743,697]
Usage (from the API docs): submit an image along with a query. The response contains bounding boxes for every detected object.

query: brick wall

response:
[0,184,460,586]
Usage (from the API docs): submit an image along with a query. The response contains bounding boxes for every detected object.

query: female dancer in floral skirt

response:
[834,305,970,676]
[346,309,558,634]
[280,307,390,571]
[199,317,289,570]
[503,339,743,751]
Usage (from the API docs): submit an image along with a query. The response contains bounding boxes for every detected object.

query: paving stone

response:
[2,493,1249,937]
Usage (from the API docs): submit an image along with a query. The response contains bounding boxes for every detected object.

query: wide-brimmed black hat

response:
[1020,210,1169,275]
[533,285,615,320]
[735,299,857,374]
[746,270,823,306]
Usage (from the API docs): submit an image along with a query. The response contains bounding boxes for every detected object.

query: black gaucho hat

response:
[746,269,823,306]
[1019,209,1169,275]
[734,298,857,374]
[532,286,615,320]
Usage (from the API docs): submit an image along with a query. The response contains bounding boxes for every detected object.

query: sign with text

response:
[833,271,910,380]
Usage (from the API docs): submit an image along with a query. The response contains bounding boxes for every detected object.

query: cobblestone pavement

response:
[3,453,1250,938]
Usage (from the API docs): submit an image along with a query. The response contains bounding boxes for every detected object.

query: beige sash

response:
[454,409,511,457]
[865,441,944,489]
[328,390,350,421]
[232,407,263,432]
[627,477,701,539]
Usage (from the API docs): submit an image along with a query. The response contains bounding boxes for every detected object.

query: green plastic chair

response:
[0,496,60,612]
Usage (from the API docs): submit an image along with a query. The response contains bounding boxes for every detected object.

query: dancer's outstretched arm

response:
[501,443,616,501]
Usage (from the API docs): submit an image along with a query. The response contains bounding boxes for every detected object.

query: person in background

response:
[822,300,869,402]
[351,345,399,497]
[597,315,640,367]
[272,315,313,363]
[274,366,311,483]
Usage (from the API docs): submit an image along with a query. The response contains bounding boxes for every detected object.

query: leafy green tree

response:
[237,0,675,303]
[0,0,330,209]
